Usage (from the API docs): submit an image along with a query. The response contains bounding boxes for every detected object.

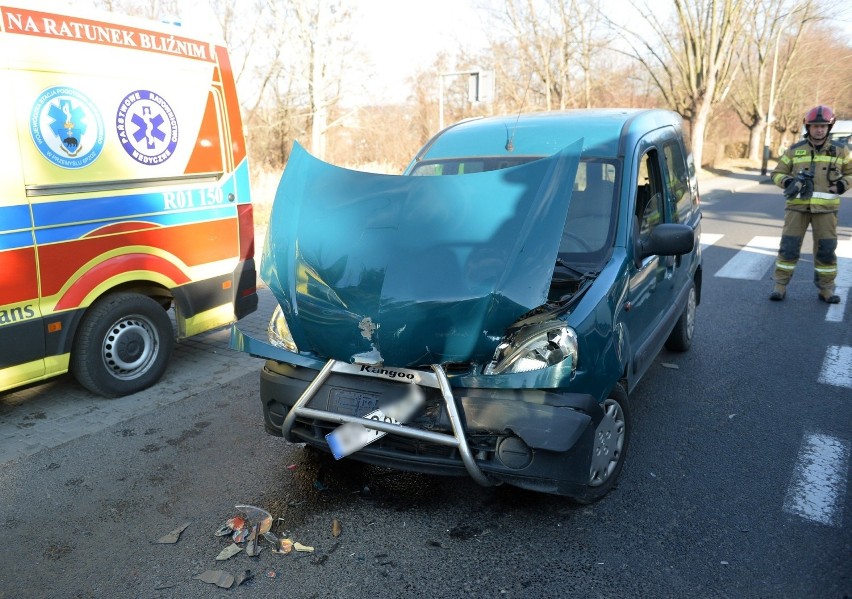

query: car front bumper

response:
[259,358,603,497]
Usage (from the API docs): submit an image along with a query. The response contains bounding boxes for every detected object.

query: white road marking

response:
[714,236,779,280]
[818,345,852,389]
[700,233,723,248]
[835,239,852,287]
[825,288,848,323]
[783,432,849,527]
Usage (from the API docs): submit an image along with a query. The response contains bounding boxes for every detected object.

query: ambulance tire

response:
[71,293,174,398]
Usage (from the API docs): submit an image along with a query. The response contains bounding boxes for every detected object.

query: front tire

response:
[574,384,630,504]
[71,293,174,398]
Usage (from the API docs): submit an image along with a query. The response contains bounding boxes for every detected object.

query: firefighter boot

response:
[818,288,840,304]
[769,283,786,301]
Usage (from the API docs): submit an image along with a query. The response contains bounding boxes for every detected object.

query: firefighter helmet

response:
[803,105,836,133]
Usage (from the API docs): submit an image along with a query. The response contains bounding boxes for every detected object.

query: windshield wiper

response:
[555,258,597,280]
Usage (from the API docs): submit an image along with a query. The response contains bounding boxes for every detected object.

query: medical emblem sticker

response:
[116,90,178,165]
[30,86,104,169]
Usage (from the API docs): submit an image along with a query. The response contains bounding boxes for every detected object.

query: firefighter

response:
[769,105,852,302]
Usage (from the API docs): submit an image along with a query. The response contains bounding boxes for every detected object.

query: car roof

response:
[413,108,684,162]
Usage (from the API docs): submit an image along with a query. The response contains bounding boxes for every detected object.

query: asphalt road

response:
[0,170,850,598]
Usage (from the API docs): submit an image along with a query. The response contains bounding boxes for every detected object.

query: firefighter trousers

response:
[773,209,838,290]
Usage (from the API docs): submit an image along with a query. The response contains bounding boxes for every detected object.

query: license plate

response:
[326,408,400,460]
[325,384,425,460]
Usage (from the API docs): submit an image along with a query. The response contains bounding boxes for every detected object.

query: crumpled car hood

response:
[261,140,581,367]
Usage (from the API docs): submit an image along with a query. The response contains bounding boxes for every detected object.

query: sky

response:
[348,0,490,103]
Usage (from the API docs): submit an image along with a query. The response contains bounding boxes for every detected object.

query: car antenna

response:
[505,72,533,152]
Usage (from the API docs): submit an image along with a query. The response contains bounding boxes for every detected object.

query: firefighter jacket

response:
[771,138,852,213]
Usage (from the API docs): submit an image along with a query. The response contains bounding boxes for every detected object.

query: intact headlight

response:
[268,305,297,352]
[484,322,577,376]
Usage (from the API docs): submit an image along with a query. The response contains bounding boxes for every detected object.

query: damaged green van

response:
[233,109,702,502]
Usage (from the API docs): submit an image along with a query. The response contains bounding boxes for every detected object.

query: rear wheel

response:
[574,384,630,504]
[665,282,696,352]
[71,293,174,397]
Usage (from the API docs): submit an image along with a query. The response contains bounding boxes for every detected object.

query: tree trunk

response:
[691,106,710,172]
[747,119,766,162]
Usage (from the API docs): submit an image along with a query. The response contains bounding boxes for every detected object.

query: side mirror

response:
[638,223,695,261]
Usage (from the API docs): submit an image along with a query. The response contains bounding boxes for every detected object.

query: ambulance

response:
[0,2,257,397]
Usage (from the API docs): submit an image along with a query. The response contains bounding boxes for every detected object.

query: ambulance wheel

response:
[71,293,174,398]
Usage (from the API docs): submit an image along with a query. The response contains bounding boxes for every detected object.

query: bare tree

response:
[616,0,756,171]
[484,0,615,111]
[729,0,815,162]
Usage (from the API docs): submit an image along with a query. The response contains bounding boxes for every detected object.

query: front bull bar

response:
[280,359,494,487]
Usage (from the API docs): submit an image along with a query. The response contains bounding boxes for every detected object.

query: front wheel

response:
[573,384,631,504]
[71,293,174,398]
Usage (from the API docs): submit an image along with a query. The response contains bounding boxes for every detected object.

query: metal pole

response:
[438,75,445,131]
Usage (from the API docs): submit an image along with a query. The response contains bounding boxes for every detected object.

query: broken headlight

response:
[268,305,297,352]
[484,323,577,376]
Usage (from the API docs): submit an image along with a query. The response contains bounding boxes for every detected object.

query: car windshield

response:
[410,156,620,269]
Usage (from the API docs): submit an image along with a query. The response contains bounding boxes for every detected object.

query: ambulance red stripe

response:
[39,219,238,297]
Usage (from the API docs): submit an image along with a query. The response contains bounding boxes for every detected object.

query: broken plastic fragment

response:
[214,514,246,537]
[216,543,243,560]
[153,522,190,544]
[263,531,279,546]
[294,542,314,553]
[232,527,250,543]
[272,538,294,554]
[194,570,234,589]
[235,505,272,535]
[246,524,262,557]
[331,519,342,538]
[235,570,254,586]
[286,464,298,470]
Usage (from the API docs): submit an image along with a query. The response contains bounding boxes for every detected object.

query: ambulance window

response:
[185,91,225,174]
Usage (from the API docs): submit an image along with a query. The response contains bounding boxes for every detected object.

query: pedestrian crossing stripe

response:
[782,431,849,527]
[700,233,723,248]
[713,236,779,280]
[704,234,852,286]
[818,345,852,389]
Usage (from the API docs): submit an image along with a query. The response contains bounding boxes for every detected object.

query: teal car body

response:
[234,109,702,501]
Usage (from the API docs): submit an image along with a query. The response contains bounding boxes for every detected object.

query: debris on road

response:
[194,570,235,589]
[153,521,190,544]
[245,524,262,557]
[235,505,272,535]
[235,569,254,586]
[216,543,243,560]
[331,518,342,538]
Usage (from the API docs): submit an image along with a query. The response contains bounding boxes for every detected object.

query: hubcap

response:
[589,398,626,487]
[101,317,158,379]
[685,287,696,340]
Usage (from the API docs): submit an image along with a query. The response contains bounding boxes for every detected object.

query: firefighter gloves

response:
[783,177,802,199]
